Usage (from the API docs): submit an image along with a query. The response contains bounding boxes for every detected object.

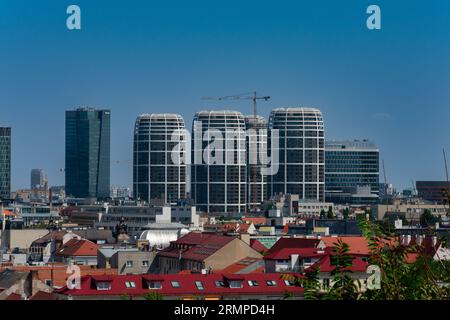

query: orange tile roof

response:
[320,236,370,255]
[55,238,99,257]
[242,217,266,225]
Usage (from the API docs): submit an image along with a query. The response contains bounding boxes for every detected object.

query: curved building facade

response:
[268,108,325,201]
[245,115,268,210]
[133,114,186,204]
[191,110,246,214]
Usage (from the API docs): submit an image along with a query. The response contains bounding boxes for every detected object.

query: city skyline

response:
[2,1,450,191]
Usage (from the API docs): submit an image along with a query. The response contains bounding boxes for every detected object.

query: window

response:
[148,281,162,289]
[266,280,277,287]
[215,280,225,288]
[45,279,53,287]
[284,280,294,286]
[248,280,259,287]
[229,280,243,289]
[171,281,181,288]
[126,261,133,268]
[96,282,111,291]
[125,281,136,288]
[142,260,149,267]
[195,281,204,290]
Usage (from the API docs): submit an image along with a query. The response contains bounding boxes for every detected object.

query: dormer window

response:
[229,280,243,289]
[96,282,111,291]
[148,281,162,289]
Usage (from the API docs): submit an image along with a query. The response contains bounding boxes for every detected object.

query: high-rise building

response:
[245,115,267,210]
[268,108,325,201]
[133,113,186,204]
[31,169,44,190]
[191,110,247,214]
[65,108,110,199]
[416,181,449,204]
[0,127,11,200]
[325,140,379,204]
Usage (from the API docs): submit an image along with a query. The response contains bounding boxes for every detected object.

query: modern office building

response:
[325,140,379,204]
[133,113,186,204]
[65,108,111,199]
[0,127,11,200]
[191,110,247,215]
[245,115,268,210]
[416,181,450,204]
[30,169,44,190]
[268,108,325,201]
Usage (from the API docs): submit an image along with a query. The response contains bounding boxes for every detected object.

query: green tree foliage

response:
[420,209,438,227]
[326,206,334,219]
[144,291,163,300]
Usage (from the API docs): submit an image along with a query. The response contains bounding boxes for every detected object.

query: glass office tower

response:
[31,169,44,190]
[245,115,267,210]
[65,108,110,199]
[268,108,325,201]
[191,110,247,214]
[0,127,11,200]
[325,140,379,204]
[133,113,186,204]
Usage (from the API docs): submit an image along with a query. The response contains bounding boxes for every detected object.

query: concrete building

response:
[98,247,157,275]
[373,199,448,221]
[0,127,11,200]
[191,110,247,215]
[65,108,110,199]
[268,108,325,201]
[133,114,186,204]
[157,233,262,274]
[325,140,379,204]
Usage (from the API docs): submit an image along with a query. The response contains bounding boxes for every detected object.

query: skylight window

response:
[125,281,136,288]
[266,280,277,287]
[171,281,181,288]
[195,281,205,290]
[248,280,259,287]
[215,280,225,288]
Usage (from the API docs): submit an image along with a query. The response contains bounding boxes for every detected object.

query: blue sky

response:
[1,0,450,191]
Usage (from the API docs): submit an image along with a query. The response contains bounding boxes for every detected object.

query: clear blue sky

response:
[1,0,450,191]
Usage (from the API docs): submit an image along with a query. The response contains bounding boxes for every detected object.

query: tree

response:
[343,208,350,219]
[420,209,438,227]
[326,206,334,219]
[320,209,326,219]
[144,291,163,300]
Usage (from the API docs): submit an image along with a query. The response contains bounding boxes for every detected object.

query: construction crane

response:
[443,148,450,216]
[202,91,271,213]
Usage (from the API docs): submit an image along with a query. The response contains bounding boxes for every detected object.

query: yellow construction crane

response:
[202,91,271,213]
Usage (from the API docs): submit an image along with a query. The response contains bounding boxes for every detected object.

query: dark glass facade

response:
[416,181,449,204]
[268,108,325,201]
[0,127,11,200]
[133,114,186,204]
[325,140,379,203]
[245,115,267,210]
[191,110,246,214]
[65,108,110,199]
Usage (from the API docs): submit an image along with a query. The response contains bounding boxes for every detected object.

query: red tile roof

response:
[29,291,58,300]
[265,247,329,260]
[158,233,236,262]
[242,217,266,225]
[55,238,99,257]
[307,254,368,273]
[219,257,264,274]
[250,239,269,253]
[264,237,321,260]
[5,293,22,300]
[56,273,304,298]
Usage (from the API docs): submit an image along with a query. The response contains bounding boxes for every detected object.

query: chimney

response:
[240,233,250,246]
[432,236,437,247]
